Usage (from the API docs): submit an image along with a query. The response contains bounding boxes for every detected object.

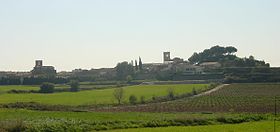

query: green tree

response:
[188,45,238,64]
[135,60,138,71]
[39,82,55,93]
[69,80,80,92]
[167,88,175,99]
[126,75,133,83]
[249,55,255,60]
[115,61,135,80]
[140,96,145,104]
[129,95,137,105]
[139,57,143,71]
[113,88,124,105]
[225,46,238,55]
[192,87,197,95]
[188,52,200,64]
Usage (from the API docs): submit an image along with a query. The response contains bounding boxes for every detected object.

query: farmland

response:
[0,85,38,93]
[108,121,280,132]
[95,83,280,113]
[0,84,208,105]
[0,108,273,131]
[1,1,279,131]
[0,83,279,131]
[175,83,280,113]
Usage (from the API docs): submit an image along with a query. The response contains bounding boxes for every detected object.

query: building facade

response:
[31,60,56,78]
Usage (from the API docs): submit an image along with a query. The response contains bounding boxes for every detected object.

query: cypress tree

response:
[139,57,143,71]
[135,60,138,71]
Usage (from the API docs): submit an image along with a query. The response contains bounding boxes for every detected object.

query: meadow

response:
[0,85,38,93]
[107,121,280,132]
[0,84,208,105]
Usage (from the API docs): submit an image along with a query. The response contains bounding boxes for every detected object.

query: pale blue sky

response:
[0,0,279,71]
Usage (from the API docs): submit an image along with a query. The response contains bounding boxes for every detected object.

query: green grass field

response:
[1,108,268,121]
[107,121,280,132]
[0,108,273,131]
[0,85,39,93]
[0,84,116,93]
[0,108,184,121]
[1,108,272,122]
[0,84,208,105]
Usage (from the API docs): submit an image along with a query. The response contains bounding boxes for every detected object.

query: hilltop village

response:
[0,45,278,85]
[0,52,221,80]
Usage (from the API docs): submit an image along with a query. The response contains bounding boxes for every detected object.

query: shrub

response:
[192,88,197,95]
[140,96,145,104]
[126,75,133,83]
[39,82,55,93]
[209,83,220,89]
[69,80,80,92]
[152,95,157,101]
[167,88,175,99]
[113,88,124,104]
[129,95,137,105]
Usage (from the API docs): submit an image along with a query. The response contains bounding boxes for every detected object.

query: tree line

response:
[115,57,143,81]
[188,45,269,67]
[0,77,68,85]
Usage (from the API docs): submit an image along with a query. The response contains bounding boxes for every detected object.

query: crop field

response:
[0,84,208,105]
[0,108,190,121]
[174,83,280,113]
[101,83,280,113]
[0,108,273,131]
[108,121,280,132]
[0,83,279,131]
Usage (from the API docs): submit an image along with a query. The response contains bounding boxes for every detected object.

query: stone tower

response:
[163,52,171,63]
[35,60,43,67]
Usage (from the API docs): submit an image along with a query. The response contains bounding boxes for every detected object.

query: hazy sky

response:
[0,0,279,71]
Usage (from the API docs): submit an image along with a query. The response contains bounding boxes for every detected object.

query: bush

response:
[39,82,55,93]
[129,95,137,105]
[140,96,145,104]
[152,95,157,101]
[69,80,80,92]
[209,82,219,89]
[167,88,175,99]
[192,88,197,95]
[126,75,133,83]
[113,88,124,104]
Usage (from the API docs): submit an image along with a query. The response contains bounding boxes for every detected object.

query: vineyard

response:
[1,83,279,131]
[98,83,280,113]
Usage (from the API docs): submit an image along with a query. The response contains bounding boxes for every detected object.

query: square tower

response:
[35,60,43,67]
[163,52,171,63]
